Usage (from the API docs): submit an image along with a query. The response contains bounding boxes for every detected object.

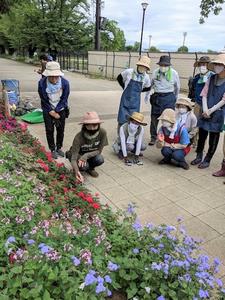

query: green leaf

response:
[11,266,23,274]
[43,290,52,300]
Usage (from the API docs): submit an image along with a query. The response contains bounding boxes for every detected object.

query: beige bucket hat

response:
[79,111,103,124]
[128,112,147,126]
[208,54,225,72]
[42,61,64,77]
[194,56,211,68]
[158,108,176,124]
[136,56,151,70]
[175,97,193,111]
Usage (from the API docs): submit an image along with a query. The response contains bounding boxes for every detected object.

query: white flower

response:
[145,287,151,294]
[79,282,85,290]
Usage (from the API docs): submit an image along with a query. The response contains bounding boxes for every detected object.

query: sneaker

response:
[51,150,58,159]
[133,157,143,165]
[178,161,190,170]
[57,149,65,157]
[87,169,99,177]
[191,153,203,165]
[198,160,210,169]
[124,159,133,166]
[148,139,156,146]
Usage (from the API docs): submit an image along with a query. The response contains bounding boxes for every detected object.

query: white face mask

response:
[129,122,139,131]
[160,66,169,73]
[199,66,207,74]
[178,107,188,114]
[137,66,147,74]
[162,121,172,129]
[214,65,225,74]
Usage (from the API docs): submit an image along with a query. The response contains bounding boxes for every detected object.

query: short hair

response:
[39,54,48,61]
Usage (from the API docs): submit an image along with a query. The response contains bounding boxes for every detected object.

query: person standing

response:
[212,132,225,180]
[149,55,180,146]
[66,112,108,182]
[191,54,225,169]
[38,61,70,159]
[117,56,151,129]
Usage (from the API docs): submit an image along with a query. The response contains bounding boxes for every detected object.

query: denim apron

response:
[150,92,176,116]
[198,75,225,133]
[117,72,143,125]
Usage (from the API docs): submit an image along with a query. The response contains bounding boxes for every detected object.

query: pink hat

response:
[79,111,103,124]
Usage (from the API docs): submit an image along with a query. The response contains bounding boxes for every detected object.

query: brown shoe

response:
[87,169,99,178]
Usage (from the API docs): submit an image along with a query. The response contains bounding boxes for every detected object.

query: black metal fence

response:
[57,50,88,74]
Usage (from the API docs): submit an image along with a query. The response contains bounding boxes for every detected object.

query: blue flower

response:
[7,236,16,243]
[149,247,159,254]
[133,248,139,254]
[39,245,50,254]
[97,276,104,284]
[71,256,80,266]
[216,278,223,288]
[104,275,112,283]
[84,272,97,286]
[38,243,46,249]
[127,203,135,214]
[151,262,162,271]
[107,261,119,271]
[199,289,209,298]
[27,239,35,245]
[132,220,142,232]
[157,296,165,300]
[107,289,112,297]
[96,283,106,294]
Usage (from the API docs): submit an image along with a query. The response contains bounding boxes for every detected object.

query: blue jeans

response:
[80,154,104,171]
[161,147,185,162]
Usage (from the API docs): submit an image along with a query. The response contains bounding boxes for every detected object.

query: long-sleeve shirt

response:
[38,76,70,113]
[119,68,151,90]
[151,67,180,99]
[119,124,144,157]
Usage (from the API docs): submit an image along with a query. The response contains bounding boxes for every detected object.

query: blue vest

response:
[197,74,225,132]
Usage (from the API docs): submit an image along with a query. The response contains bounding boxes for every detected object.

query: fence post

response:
[105,51,108,78]
[128,51,131,68]
[112,51,115,79]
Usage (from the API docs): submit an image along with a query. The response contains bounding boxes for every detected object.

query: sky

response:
[90,0,225,52]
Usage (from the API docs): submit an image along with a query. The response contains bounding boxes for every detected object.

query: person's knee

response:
[172,150,185,162]
[127,144,134,151]
[94,154,104,167]
[141,143,147,151]
[161,147,172,157]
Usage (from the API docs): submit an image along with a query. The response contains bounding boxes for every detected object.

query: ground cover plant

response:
[0,113,225,299]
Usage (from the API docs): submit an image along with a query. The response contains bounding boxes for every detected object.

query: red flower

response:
[9,252,16,264]
[63,187,69,193]
[56,162,64,168]
[92,203,100,209]
[59,174,66,180]
[19,122,28,132]
[85,195,94,204]
[49,196,54,202]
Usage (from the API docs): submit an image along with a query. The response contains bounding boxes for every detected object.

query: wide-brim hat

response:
[194,56,211,67]
[157,55,171,66]
[79,111,103,125]
[42,61,64,77]
[158,108,175,124]
[175,97,193,111]
[208,54,225,72]
[128,112,147,126]
[136,56,151,70]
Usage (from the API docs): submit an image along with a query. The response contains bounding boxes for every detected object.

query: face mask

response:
[178,108,188,114]
[162,121,172,129]
[84,125,99,135]
[129,123,139,131]
[137,66,147,74]
[199,66,207,74]
[160,66,169,73]
[214,65,224,74]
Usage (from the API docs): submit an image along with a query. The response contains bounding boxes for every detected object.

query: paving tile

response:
[176,181,205,195]
[191,174,222,190]
[101,186,134,203]
[138,210,167,226]
[122,180,154,196]
[198,210,225,234]
[195,191,225,208]
[214,186,225,198]
[159,186,190,202]
[176,197,211,216]
[136,191,172,209]
[181,217,219,243]
[155,203,192,225]
[203,236,225,265]
[216,204,225,216]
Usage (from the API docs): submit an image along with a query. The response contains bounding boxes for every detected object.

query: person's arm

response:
[70,135,81,174]
[173,70,180,99]
[117,74,125,89]
[172,127,189,149]
[135,127,144,155]
[142,74,151,92]
[208,93,225,115]
[55,79,70,112]
[188,113,198,139]
[38,80,52,112]
[200,79,210,114]
[119,126,127,157]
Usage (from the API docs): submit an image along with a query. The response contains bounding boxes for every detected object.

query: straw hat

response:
[79,111,103,124]
[42,61,64,77]
[136,56,151,70]
[208,54,225,72]
[175,97,193,111]
[194,56,210,67]
[158,109,176,124]
[129,112,147,126]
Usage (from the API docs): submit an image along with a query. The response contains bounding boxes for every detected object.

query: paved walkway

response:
[1,58,225,279]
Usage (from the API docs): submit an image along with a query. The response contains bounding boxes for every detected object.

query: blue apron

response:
[150,92,176,115]
[198,74,225,133]
[117,74,143,125]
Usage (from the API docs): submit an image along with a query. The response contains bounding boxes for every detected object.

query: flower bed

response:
[0,113,225,300]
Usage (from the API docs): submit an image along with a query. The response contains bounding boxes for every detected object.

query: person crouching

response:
[66,112,108,183]
[119,112,147,166]
[156,108,190,170]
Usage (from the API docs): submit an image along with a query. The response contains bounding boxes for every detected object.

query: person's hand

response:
[124,157,132,166]
[54,112,60,119]
[78,159,86,168]
[76,171,84,183]
[164,142,172,148]
[202,112,210,119]
[49,111,60,119]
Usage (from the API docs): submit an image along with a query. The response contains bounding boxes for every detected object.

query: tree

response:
[100,20,126,51]
[200,0,225,23]
[177,46,189,53]
[207,49,218,53]
[149,46,160,53]
[125,42,140,52]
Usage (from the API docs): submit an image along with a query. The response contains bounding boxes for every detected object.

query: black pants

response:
[80,154,104,171]
[43,110,66,151]
[196,127,220,162]
[150,114,160,141]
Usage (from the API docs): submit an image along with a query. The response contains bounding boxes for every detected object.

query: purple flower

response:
[216,278,223,287]
[132,220,142,232]
[104,275,112,283]
[151,262,162,271]
[84,271,97,286]
[149,247,159,254]
[27,239,35,245]
[7,236,16,243]
[71,256,81,266]
[96,283,106,294]
[127,203,135,214]
[157,296,165,300]
[107,289,112,297]
[199,289,209,299]
[133,248,139,254]
[97,276,104,284]
[108,261,119,271]
[39,244,51,254]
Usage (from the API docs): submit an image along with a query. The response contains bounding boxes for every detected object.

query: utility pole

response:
[95,0,101,50]
[149,35,152,50]
[183,32,187,47]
